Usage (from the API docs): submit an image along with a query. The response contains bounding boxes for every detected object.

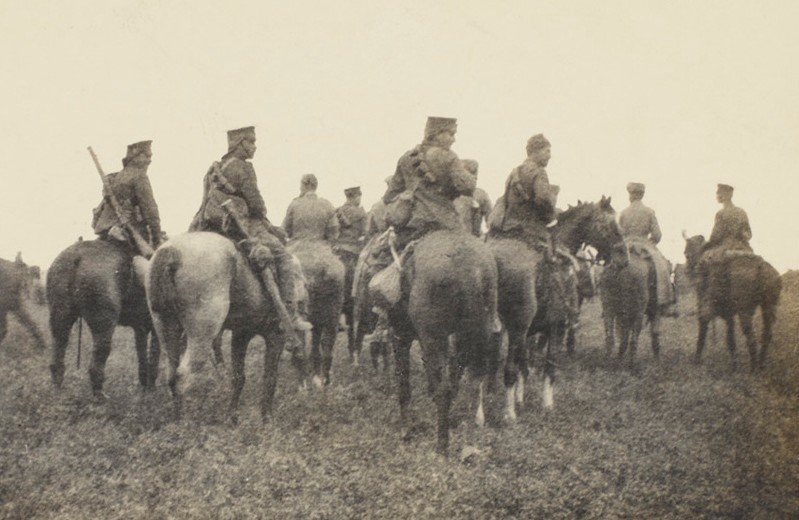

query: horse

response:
[385,230,498,455]
[0,254,49,351]
[333,246,359,359]
[683,234,781,371]
[600,240,671,368]
[488,196,623,422]
[287,239,345,387]
[47,239,158,397]
[146,231,305,422]
[351,235,391,371]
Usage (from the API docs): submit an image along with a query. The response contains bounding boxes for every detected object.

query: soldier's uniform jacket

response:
[383,146,424,205]
[489,158,554,246]
[454,187,493,236]
[411,146,476,232]
[619,200,662,244]
[707,203,752,252]
[366,200,388,239]
[93,165,161,244]
[335,202,367,254]
[282,192,340,242]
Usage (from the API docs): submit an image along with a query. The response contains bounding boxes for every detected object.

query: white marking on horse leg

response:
[542,375,554,410]
[312,375,324,389]
[504,385,517,423]
[515,372,525,405]
[352,351,360,367]
[177,348,192,394]
[475,381,486,427]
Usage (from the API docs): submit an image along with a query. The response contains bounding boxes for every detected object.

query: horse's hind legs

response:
[739,312,758,373]
[725,318,738,372]
[49,310,76,388]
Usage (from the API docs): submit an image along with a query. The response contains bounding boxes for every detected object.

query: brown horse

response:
[683,234,781,371]
[488,197,623,421]
[47,239,158,397]
[146,232,305,422]
[388,230,499,455]
[287,239,345,387]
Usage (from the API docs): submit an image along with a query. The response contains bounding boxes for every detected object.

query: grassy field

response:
[1,280,798,519]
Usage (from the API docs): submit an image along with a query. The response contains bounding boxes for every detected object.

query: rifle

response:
[220,199,300,342]
[87,147,154,258]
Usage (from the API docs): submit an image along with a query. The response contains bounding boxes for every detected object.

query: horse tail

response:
[149,246,183,314]
[46,245,82,310]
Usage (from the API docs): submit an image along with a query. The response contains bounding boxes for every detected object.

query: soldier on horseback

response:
[695,183,754,309]
[334,186,367,256]
[92,140,162,251]
[454,159,493,237]
[487,134,557,251]
[703,183,752,256]
[361,116,477,343]
[282,174,340,242]
[619,182,677,314]
[189,126,311,333]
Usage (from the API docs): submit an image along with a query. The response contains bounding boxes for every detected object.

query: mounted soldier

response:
[382,116,475,248]
[189,126,310,333]
[359,116,477,345]
[334,186,366,256]
[695,183,755,309]
[334,186,367,339]
[365,177,392,239]
[619,182,676,314]
[487,134,557,252]
[92,140,162,253]
[454,159,493,237]
[282,174,339,242]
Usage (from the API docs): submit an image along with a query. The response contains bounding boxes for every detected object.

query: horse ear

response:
[577,199,582,205]
[681,229,689,241]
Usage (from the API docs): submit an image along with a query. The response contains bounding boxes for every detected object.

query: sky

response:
[1,0,798,272]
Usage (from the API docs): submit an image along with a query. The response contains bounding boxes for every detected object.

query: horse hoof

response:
[229,414,239,426]
[503,411,517,425]
[311,375,324,389]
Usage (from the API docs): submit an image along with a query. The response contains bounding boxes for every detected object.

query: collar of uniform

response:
[301,192,318,199]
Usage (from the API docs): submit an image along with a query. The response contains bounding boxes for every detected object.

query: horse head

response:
[682,230,706,277]
[554,197,624,262]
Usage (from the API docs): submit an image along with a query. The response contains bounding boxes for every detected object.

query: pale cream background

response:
[1,0,797,271]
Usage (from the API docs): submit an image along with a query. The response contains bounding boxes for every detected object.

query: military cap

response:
[526,133,551,155]
[462,159,479,175]
[717,183,734,194]
[344,186,362,198]
[301,173,318,188]
[626,182,645,194]
[384,175,393,184]
[424,116,458,141]
[227,126,255,150]
[126,140,152,159]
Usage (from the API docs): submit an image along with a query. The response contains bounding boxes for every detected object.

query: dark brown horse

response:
[47,239,158,397]
[488,197,623,421]
[147,232,305,422]
[288,239,345,387]
[388,230,498,455]
[683,234,781,371]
